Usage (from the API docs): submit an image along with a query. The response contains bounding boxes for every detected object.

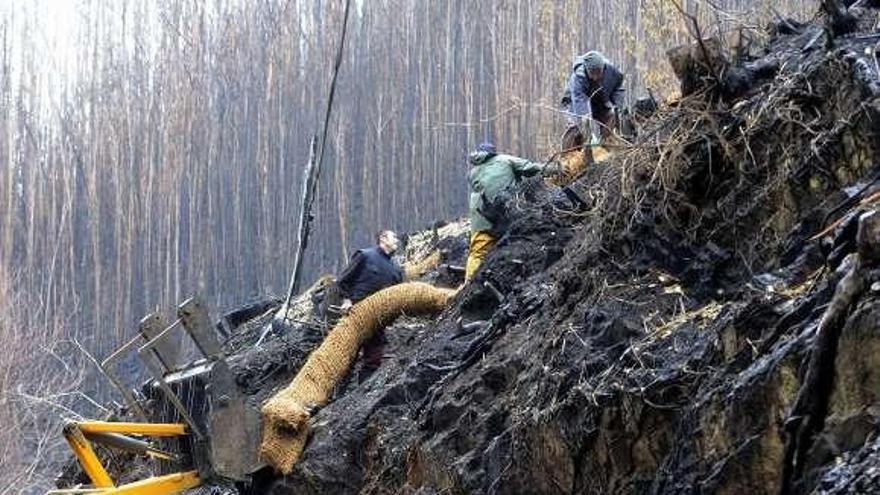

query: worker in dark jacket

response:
[561,51,625,147]
[465,143,559,281]
[336,230,403,381]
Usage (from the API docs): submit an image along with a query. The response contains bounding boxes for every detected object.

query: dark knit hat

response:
[583,51,605,71]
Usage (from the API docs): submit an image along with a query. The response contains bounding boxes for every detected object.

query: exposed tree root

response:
[780,211,880,493]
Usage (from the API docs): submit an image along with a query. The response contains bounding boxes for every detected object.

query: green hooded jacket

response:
[468,151,546,233]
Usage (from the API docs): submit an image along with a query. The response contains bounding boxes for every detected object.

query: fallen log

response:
[667,38,728,97]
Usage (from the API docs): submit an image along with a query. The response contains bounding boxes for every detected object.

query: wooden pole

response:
[282,136,319,310]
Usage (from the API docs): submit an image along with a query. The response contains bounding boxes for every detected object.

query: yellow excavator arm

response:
[49,421,201,495]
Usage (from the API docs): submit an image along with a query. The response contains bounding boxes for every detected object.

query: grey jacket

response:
[561,54,625,122]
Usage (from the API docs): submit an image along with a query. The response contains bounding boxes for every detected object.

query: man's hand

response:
[340,299,353,313]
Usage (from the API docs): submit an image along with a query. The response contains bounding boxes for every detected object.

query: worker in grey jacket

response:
[561,51,625,147]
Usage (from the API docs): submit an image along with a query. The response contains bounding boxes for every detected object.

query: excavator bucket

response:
[55,296,263,495]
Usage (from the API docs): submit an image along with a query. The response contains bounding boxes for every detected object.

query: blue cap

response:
[476,142,496,154]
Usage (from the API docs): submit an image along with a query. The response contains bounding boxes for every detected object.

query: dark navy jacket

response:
[337,246,403,302]
[561,55,625,121]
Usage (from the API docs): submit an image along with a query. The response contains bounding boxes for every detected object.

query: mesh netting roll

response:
[546,146,610,186]
[260,282,455,474]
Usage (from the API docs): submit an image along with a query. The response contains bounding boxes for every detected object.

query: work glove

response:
[579,113,601,146]
[543,161,564,177]
[340,298,353,313]
[579,113,593,130]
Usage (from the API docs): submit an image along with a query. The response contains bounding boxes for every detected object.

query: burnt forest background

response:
[0,0,811,490]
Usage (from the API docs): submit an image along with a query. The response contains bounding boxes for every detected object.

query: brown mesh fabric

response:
[260,282,455,474]
[546,146,610,187]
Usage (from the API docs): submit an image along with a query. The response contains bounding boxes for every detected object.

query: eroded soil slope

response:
[242,7,880,495]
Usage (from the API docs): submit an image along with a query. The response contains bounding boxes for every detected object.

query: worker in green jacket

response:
[465,142,559,281]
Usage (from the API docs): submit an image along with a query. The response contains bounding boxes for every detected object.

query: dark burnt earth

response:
[214,5,880,495]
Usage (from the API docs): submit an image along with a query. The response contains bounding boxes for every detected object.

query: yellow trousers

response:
[465,231,498,281]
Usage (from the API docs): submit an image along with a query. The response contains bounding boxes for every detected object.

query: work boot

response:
[358,330,386,384]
